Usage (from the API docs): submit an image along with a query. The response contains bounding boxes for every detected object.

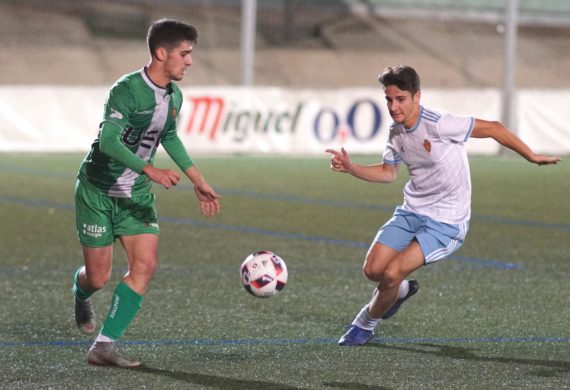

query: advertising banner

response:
[0,86,107,152]
[178,87,391,155]
[0,86,567,155]
[173,87,505,155]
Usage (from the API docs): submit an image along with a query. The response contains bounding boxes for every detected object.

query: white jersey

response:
[382,106,475,224]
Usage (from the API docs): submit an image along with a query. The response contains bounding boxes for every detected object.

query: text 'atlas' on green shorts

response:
[75,180,160,247]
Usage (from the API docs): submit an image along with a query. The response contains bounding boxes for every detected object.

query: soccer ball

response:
[240,250,288,298]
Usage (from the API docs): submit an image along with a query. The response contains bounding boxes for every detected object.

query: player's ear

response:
[155,47,168,62]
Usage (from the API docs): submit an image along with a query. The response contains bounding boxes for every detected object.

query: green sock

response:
[72,267,93,300]
[101,281,144,340]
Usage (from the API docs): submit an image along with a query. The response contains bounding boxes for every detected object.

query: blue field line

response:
[161,216,523,270]
[0,195,74,211]
[160,216,369,248]
[0,162,73,178]
[210,186,396,212]
[184,186,570,231]
[0,195,522,270]
[447,255,520,270]
[2,336,569,349]
[473,214,570,231]
[0,163,567,231]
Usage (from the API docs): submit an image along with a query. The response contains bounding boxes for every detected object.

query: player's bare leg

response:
[73,246,113,334]
[339,242,424,345]
[366,241,424,319]
[87,234,158,367]
[119,233,159,295]
[380,279,419,320]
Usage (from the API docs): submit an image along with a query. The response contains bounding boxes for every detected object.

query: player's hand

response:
[325,147,353,173]
[528,154,561,166]
[194,181,221,217]
[142,165,180,189]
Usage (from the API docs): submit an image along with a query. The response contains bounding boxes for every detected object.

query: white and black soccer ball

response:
[240,250,288,298]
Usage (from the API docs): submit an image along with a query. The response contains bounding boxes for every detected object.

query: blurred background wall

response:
[1,0,570,89]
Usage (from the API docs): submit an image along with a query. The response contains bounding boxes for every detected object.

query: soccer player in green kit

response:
[72,19,221,367]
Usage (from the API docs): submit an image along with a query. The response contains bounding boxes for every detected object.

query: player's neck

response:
[145,62,171,89]
[403,105,421,130]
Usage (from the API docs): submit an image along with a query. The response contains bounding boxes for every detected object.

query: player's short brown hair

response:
[147,19,198,57]
[378,65,421,95]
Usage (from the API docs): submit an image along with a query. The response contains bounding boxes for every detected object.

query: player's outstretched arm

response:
[325,147,398,183]
[470,119,561,165]
[185,165,221,217]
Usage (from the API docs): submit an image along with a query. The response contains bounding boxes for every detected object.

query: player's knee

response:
[146,260,158,278]
[135,257,158,281]
[362,262,383,282]
[378,267,402,290]
[85,271,111,291]
[363,249,388,281]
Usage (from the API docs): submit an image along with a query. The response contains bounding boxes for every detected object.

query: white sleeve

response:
[382,131,401,164]
[438,112,475,143]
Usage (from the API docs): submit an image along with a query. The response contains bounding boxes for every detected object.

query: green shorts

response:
[75,180,160,247]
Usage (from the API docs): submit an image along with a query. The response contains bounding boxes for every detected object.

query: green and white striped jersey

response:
[78,68,193,198]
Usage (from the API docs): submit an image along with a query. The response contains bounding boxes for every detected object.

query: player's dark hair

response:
[147,19,198,57]
[378,65,421,95]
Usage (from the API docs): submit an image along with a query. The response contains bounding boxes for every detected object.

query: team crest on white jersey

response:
[423,139,431,153]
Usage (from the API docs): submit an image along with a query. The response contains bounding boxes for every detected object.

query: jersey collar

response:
[404,106,423,133]
[140,67,173,96]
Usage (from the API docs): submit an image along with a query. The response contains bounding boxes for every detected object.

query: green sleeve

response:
[98,81,148,174]
[161,125,194,172]
[99,121,148,174]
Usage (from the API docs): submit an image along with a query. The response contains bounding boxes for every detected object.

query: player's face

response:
[384,85,421,129]
[164,40,193,81]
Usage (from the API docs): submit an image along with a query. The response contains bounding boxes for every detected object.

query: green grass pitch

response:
[0,153,568,389]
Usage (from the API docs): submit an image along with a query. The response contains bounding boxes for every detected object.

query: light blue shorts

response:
[374,207,469,264]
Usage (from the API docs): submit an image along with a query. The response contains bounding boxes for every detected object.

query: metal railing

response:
[345,0,570,26]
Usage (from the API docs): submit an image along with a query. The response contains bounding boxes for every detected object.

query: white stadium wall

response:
[0,86,568,155]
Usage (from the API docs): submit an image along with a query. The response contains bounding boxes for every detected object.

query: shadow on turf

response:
[376,343,570,377]
[323,382,392,389]
[134,365,303,389]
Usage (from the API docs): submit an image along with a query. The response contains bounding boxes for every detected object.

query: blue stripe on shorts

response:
[374,207,469,264]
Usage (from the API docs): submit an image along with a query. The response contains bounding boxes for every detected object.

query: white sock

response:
[398,280,410,299]
[352,305,381,331]
[95,333,114,343]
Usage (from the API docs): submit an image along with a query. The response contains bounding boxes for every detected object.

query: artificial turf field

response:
[0,152,568,389]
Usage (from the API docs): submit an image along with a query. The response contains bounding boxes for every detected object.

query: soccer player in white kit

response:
[326,65,560,346]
